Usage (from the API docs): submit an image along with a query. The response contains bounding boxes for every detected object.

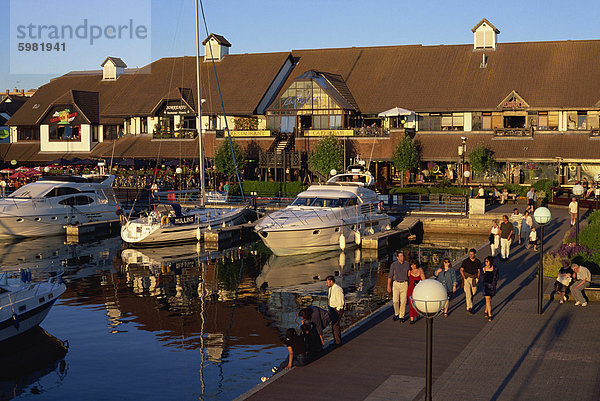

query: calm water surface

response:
[0,233,486,400]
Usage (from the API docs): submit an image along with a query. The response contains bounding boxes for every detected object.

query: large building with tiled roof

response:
[3,21,600,183]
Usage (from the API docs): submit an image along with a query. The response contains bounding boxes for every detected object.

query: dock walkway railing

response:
[379,194,468,215]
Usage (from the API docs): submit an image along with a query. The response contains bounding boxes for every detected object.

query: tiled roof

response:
[415,132,600,162]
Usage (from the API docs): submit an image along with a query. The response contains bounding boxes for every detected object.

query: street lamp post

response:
[572,184,585,245]
[410,279,448,401]
[533,207,552,315]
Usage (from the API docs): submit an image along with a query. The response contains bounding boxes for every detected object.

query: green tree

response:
[392,136,420,187]
[214,139,246,179]
[308,135,344,179]
[468,145,497,178]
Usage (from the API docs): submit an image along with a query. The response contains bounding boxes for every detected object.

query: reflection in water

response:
[0,327,69,400]
[2,232,487,401]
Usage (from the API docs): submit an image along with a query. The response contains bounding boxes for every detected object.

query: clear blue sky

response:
[2,0,599,91]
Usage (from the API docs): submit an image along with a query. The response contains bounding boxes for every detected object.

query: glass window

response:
[577,112,587,130]
[471,112,482,130]
[482,113,492,130]
[280,116,295,133]
[329,115,342,129]
[49,125,81,141]
[548,112,559,130]
[59,195,95,206]
[45,187,81,198]
[430,114,441,131]
[538,112,548,130]
[17,126,39,141]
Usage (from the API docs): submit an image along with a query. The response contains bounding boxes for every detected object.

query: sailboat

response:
[121,1,249,246]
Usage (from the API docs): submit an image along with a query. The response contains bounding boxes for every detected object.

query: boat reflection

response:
[0,327,68,399]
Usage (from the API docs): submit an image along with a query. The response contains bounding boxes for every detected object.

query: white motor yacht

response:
[121,203,249,246]
[255,166,392,256]
[0,175,120,239]
[0,270,66,342]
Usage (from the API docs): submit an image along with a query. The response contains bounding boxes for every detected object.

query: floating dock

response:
[65,219,121,242]
[204,222,257,249]
[361,217,422,250]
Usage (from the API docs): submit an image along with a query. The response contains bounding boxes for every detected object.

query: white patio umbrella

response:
[377,107,415,117]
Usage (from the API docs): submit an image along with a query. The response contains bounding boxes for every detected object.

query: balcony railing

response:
[259,151,302,169]
[493,127,533,137]
[152,129,197,140]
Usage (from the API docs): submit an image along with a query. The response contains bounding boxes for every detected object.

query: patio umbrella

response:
[163,159,183,166]
[0,168,14,174]
[15,166,30,172]
[73,158,97,166]
[25,168,42,177]
[68,157,82,165]
[116,158,148,168]
[9,171,28,179]
[377,107,415,117]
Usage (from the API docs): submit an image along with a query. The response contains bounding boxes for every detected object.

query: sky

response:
[1,0,600,91]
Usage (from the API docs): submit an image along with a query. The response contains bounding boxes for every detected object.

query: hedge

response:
[240,180,306,197]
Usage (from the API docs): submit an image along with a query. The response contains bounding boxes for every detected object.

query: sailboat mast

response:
[195,0,206,207]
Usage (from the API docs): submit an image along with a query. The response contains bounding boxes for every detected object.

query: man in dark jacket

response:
[299,306,330,347]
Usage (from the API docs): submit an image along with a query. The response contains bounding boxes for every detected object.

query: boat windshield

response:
[290,197,356,207]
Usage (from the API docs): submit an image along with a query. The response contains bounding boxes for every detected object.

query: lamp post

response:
[533,207,552,315]
[572,184,584,245]
[410,279,448,401]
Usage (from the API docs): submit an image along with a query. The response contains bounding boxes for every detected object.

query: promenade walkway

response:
[239,205,600,401]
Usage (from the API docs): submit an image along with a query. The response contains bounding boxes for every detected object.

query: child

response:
[528,226,538,250]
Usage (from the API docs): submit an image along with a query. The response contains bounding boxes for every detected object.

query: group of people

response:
[262,275,345,382]
[490,208,539,261]
[386,248,499,323]
[554,263,592,307]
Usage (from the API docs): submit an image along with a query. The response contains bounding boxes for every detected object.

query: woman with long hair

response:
[407,260,426,324]
[434,258,458,317]
[482,256,499,321]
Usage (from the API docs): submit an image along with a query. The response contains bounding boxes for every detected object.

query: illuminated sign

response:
[229,130,271,137]
[50,108,78,124]
[306,129,354,137]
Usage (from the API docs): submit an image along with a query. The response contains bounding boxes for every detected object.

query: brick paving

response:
[238,205,600,401]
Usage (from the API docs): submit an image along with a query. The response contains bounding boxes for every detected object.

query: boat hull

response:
[121,207,249,245]
[256,216,390,256]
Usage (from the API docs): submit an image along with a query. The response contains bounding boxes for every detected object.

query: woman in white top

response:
[490,219,500,257]
[568,197,578,226]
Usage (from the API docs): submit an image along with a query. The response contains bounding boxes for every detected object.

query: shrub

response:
[588,210,600,225]
[556,243,590,259]
[388,186,466,196]
[532,179,557,202]
[578,220,600,250]
[241,180,306,197]
[562,228,576,245]
[543,253,567,278]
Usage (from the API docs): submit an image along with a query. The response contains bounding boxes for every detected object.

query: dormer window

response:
[472,18,500,50]
[202,34,231,62]
[101,57,127,80]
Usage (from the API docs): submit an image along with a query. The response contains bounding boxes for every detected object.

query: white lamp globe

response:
[533,207,552,225]
[463,170,471,178]
[43,166,50,173]
[411,279,447,317]
[330,169,337,176]
[175,167,183,175]
[97,161,105,167]
[572,184,585,197]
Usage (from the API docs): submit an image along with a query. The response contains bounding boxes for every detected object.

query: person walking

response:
[568,197,578,226]
[325,275,344,346]
[434,258,458,317]
[571,264,591,307]
[407,260,425,324]
[490,219,500,257]
[526,187,536,212]
[509,208,523,245]
[299,306,331,347]
[0,178,6,198]
[528,226,539,250]
[460,248,481,315]
[499,215,514,261]
[482,256,499,321]
[521,210,533,245]
[387,250,410,322]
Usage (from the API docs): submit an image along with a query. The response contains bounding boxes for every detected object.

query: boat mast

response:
[195,0,206,207]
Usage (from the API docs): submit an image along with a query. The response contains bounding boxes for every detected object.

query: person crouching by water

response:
[301,322,323,360]
[434,258,458,317]
[263,328,309,382]
[482,256,499,322]
[407,260,425,324]
[299,306,330,348]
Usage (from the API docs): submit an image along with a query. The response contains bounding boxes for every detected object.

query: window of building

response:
[577,112,587,130]
[159,116,174,132]
[492,113,503,129]
[441,113,464,130]
[471,112,482,130]
[329,115,342,129]
[141,118,148,133]
[280,115,295,133]
[313,115,328,129]
[49,125,81,141]
[548,112,559,130]
[182,116,196,130]
[482,113,492,130]
[503,115,526,128]
[16,126,39,141]
[92,125,99,142]
[104,125,118,140]
[538,112,548,130]
[267,115,280,132]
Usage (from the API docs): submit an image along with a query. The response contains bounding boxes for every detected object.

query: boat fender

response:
[368,227,375,235]
[354,230,361,245]
[196,227,201,241]
[339,233,346,250]
[339,252,346,268]
[221,221,226,228]
[161,216,168,226]
[207,224,212,231]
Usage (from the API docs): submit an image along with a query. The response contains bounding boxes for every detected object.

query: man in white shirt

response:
[326,275,345,346]
[0,179,5,197]
[568,197,578,226]
[571,264,591,307]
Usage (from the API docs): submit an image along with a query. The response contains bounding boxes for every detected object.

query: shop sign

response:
[50,108,78,124]
[502,100,525,109]
[306,129,354,137]
[162,101,193,116]
[229,130,271,137]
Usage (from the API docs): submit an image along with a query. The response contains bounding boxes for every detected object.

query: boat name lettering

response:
[172,215,195,225]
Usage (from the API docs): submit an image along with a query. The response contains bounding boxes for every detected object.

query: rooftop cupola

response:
[472,18,500,50]
[101,57,127,80]
[202,33,231,62]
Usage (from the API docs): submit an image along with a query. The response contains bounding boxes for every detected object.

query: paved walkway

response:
[239,205,600,401]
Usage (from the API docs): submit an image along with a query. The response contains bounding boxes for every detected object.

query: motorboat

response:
[0,270,66,342]
[121,203,250,245]
[255,165,392,256]
[0,175,120,239]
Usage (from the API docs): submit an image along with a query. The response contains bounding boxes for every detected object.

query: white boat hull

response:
[257,216,390,256]
[121,207,249,245]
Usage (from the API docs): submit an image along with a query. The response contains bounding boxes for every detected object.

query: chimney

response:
[480,53,488,68]
[5,89,8,95]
